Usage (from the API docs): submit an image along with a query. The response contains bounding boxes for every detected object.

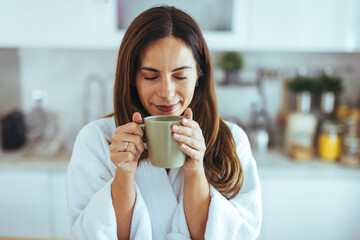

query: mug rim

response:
[144,115,185,122]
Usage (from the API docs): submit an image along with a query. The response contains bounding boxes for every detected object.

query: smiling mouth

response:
[154,103,179,112]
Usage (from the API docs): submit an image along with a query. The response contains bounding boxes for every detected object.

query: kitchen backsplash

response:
[0,49,21,114]
[1,49,360,142]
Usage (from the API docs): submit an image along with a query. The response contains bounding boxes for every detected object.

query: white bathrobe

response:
[66,117,262,240]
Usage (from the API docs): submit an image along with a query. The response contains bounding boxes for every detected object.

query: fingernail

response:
[173,125,179,131]
[182,118,188,124]
[174,133,179,139]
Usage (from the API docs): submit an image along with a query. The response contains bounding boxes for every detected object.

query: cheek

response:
[136,80,160,108]
[135,79,149,102]
[180,83,196,100]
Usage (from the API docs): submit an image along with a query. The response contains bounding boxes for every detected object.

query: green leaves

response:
[218,52,244,72]
[288,74,343,93]
[288,75,317,92]
[318,74,343,93]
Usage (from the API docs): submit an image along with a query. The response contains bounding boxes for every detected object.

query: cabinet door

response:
[96,0,249,50]
[50,171,71,238]
[203,0,249,51]
[0,170,51,238]
[259,176,360,240]
[248,0,359,51]
[0,0,98,48]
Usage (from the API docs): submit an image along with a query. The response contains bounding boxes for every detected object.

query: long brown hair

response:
[113,5,243,199]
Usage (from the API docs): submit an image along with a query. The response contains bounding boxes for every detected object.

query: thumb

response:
[132,112,143,123]
[183,108,193,120]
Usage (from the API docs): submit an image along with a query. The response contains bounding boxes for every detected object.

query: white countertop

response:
[0,148,70,172]
[1,148,359,179]
[255,150,360,179]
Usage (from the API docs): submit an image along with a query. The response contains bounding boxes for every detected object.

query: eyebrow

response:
[140,66,192,72]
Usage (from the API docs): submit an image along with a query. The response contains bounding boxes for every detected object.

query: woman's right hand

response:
[110,112,145,175]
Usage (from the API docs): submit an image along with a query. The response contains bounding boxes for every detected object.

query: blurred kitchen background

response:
[1,0,360,239]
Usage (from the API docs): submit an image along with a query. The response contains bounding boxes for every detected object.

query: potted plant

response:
[288,75,318,93]
[318,73,343,93]
[287,75,318,113]
[218,51,244,85]
[317,73,343,116]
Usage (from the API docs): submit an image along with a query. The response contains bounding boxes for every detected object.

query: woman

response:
[67,5,261,240]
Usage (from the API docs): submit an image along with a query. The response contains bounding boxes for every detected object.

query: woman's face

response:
[136,36,199,116]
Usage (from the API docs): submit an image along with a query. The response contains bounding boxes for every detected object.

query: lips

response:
[154,103,179,112]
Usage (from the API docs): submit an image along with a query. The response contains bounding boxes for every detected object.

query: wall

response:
[1,49,360,148]
[18,49,118,145]
[0,49,21,116]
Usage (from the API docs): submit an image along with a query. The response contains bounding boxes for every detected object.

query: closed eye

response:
[174,76,187,80]
[144,76,158,80]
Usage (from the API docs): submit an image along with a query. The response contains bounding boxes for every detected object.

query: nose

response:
[157,75,175,99]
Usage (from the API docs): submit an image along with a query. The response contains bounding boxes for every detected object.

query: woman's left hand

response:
[172,108,206,173]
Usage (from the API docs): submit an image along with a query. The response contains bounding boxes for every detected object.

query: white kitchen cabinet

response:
[259,177,360,240]
[50,171,71,239]
[0,170,52,238]
[256,151,360,240]
[1,0,359,51]
[96,0,249,51]
[0,0,249,50]
[247,0,360,51]
[0,0,99,48]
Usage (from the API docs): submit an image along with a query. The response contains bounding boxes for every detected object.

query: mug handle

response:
[138,123,148,149]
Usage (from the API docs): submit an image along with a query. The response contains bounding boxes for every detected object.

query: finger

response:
[183,108,193,120]
[116,122,143,137]
[125,142,139,157]
[132,112,143,124]
[173,133,204,151]
[180,118,201,134]
[110,151,136,167]
[180,143,201,160]
[111,132,145,153]
[172,124,203,140]
[109,141,129,152]
[122,134,145,153]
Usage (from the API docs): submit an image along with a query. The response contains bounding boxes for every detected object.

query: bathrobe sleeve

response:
[66,122,152,240]
[169,123,262,240]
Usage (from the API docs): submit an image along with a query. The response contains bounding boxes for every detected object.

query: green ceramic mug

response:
[139,115,186,168]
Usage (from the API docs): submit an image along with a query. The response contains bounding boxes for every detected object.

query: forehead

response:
[139,37,196,66]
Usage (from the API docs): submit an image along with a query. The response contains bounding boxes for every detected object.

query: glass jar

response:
[286,112,317,161]
[340,137,360,167]
[318,121,342,162]
[343,117,360,137]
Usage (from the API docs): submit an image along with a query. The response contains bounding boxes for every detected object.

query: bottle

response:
[27,90,50,139]
[248,101,270,154]
[336,97,351,120]
[340,136,360,167]
[285,91,318,161]
[26,90,58,155]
